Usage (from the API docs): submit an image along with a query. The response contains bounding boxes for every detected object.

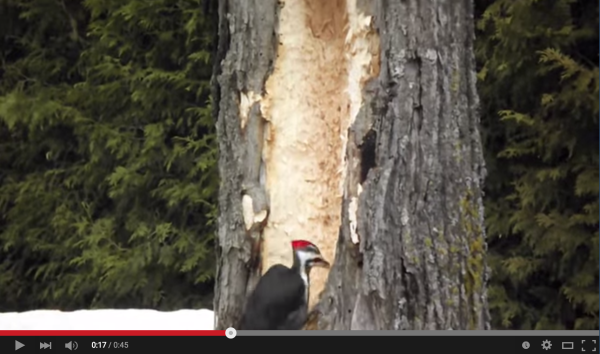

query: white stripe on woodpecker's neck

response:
[299,268,308,303]
[295,250,310,300]
[299,269,308,287]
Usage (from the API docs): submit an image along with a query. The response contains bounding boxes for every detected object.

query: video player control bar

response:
[1,331,597,354]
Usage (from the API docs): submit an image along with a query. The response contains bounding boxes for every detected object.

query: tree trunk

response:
[213,0,491,331]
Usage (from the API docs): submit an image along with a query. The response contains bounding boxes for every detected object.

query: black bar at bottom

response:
[3,335,597,354]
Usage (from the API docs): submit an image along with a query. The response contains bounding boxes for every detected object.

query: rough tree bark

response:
[212,0,491,330]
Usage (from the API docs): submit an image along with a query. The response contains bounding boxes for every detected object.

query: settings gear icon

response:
[542,340,552,350]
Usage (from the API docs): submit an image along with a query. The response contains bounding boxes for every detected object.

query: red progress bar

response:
[0,330,225,336]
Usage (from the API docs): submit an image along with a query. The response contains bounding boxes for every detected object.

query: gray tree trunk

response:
[212,0,491,331]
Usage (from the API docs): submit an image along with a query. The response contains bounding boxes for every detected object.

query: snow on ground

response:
[0,309,214,330]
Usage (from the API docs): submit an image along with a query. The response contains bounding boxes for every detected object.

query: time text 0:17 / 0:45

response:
[91,342,129,349]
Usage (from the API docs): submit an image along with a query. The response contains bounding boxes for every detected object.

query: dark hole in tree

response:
[359,129,377,183]
[357,252,364,268]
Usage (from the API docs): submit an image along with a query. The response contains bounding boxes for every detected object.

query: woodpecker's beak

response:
[313,256,330,268]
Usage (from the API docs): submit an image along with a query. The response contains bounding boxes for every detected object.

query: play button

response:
[15,341,24,351]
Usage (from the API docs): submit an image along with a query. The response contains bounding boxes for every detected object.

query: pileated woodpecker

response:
[239,240,330,330]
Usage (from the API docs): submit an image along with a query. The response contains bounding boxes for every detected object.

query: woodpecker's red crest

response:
[292,240,316,250]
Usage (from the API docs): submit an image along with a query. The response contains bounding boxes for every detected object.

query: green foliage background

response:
[476,0,599,329]
[0,0,597,330]
[0,0,218,310]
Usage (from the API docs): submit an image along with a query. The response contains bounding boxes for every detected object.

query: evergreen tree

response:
[0,0,218,311]
[476,0,599,329]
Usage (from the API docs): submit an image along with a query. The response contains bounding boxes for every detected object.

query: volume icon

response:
[40,342,52,349]
[66,341,78,350]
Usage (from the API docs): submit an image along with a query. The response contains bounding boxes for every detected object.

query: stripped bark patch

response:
[260,0,380,309]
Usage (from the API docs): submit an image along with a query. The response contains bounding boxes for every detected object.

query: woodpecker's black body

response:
[239,240,329,330]
[239,264,307,330]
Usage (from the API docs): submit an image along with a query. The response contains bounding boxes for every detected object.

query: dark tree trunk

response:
[213,0,490,331]
[211,0,279,329]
